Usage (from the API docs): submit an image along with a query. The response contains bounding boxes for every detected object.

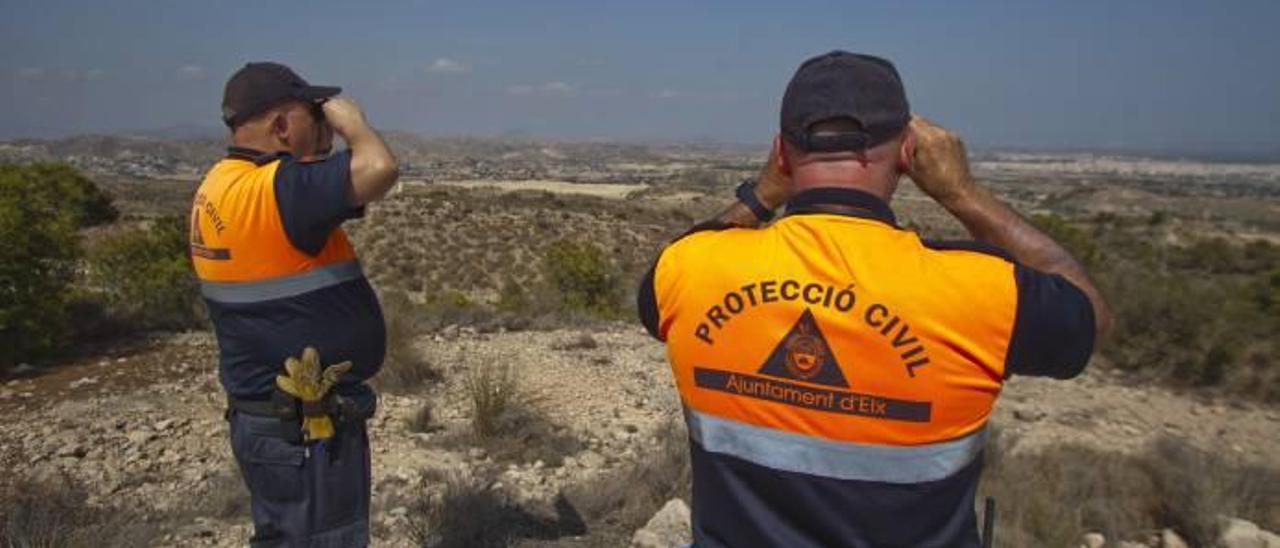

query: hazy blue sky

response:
[2,0,1277,152]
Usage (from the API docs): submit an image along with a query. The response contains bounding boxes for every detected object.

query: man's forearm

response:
[937,182,1113,338]
[704,163,792,229]
[345,126,399,206]
[709,201,767,229]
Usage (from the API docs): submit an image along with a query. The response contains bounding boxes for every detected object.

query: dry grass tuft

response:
[409,400,438,434]
[466,361,521,438]
[980,428,1280,547]
[565,419,691,535]
[405,471,586,548]
[0,473,162,547]
[373,290,441,394]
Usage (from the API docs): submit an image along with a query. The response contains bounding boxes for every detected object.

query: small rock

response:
[56,443,87,459]
[1080,532,1106,548]
[69,377,98,389]
[631,499,691,548]
[579,451,605,469]
[1160,528,1188,548]
[1218,517,1280,548]
[127,430,156,446]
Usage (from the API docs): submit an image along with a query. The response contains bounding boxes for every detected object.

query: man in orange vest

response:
[638,51,1112,547]
[190,62,398,547]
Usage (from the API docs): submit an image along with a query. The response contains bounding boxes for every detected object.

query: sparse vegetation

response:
[0,474,160,547]
[409,400,437,434]
[191,468,251,520]
[405,472,512,548]
[373,290,441,393]
[456,359,582,466]
[980,429,1280,547]
[1034,214,1280,401]
[554,332,599,351]
[405,471,585,548]
[565,419,691,542]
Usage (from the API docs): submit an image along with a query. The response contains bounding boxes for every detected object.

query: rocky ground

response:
[2,326,1278,547]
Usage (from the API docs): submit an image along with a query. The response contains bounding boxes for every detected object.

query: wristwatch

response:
[735,179,775,222]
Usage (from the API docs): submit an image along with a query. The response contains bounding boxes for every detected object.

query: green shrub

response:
[495,278,530,313]
[85,216,203,330]
[9,162,118,228]
[0,163,117,368]
[542,239,622,317]
[1031,213,1100,269]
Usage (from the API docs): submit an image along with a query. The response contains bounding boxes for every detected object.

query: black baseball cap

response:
[780,51,910,153]
[221,62,341,128]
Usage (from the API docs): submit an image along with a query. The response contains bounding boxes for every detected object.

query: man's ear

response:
[774,133,792,176]
[898,131,916,172]
[270,111,290,143]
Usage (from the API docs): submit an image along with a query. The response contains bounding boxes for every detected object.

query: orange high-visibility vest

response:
[190,152,358,289]
[641,187,1094,547]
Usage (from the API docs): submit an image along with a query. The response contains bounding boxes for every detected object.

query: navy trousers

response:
[228,410,371,548]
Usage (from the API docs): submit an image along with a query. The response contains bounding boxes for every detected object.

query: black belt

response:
[227,387,378,445]
[227,393,298,418]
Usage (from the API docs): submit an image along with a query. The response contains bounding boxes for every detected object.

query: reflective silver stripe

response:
[685,408,987,484]
[200,260,364,303]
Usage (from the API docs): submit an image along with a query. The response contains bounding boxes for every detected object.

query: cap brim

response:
[297,85,341,101]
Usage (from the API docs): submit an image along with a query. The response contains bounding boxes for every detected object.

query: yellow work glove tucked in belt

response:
[275,347,352,441]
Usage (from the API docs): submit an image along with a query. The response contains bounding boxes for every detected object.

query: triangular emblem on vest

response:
[757,308,849,388]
